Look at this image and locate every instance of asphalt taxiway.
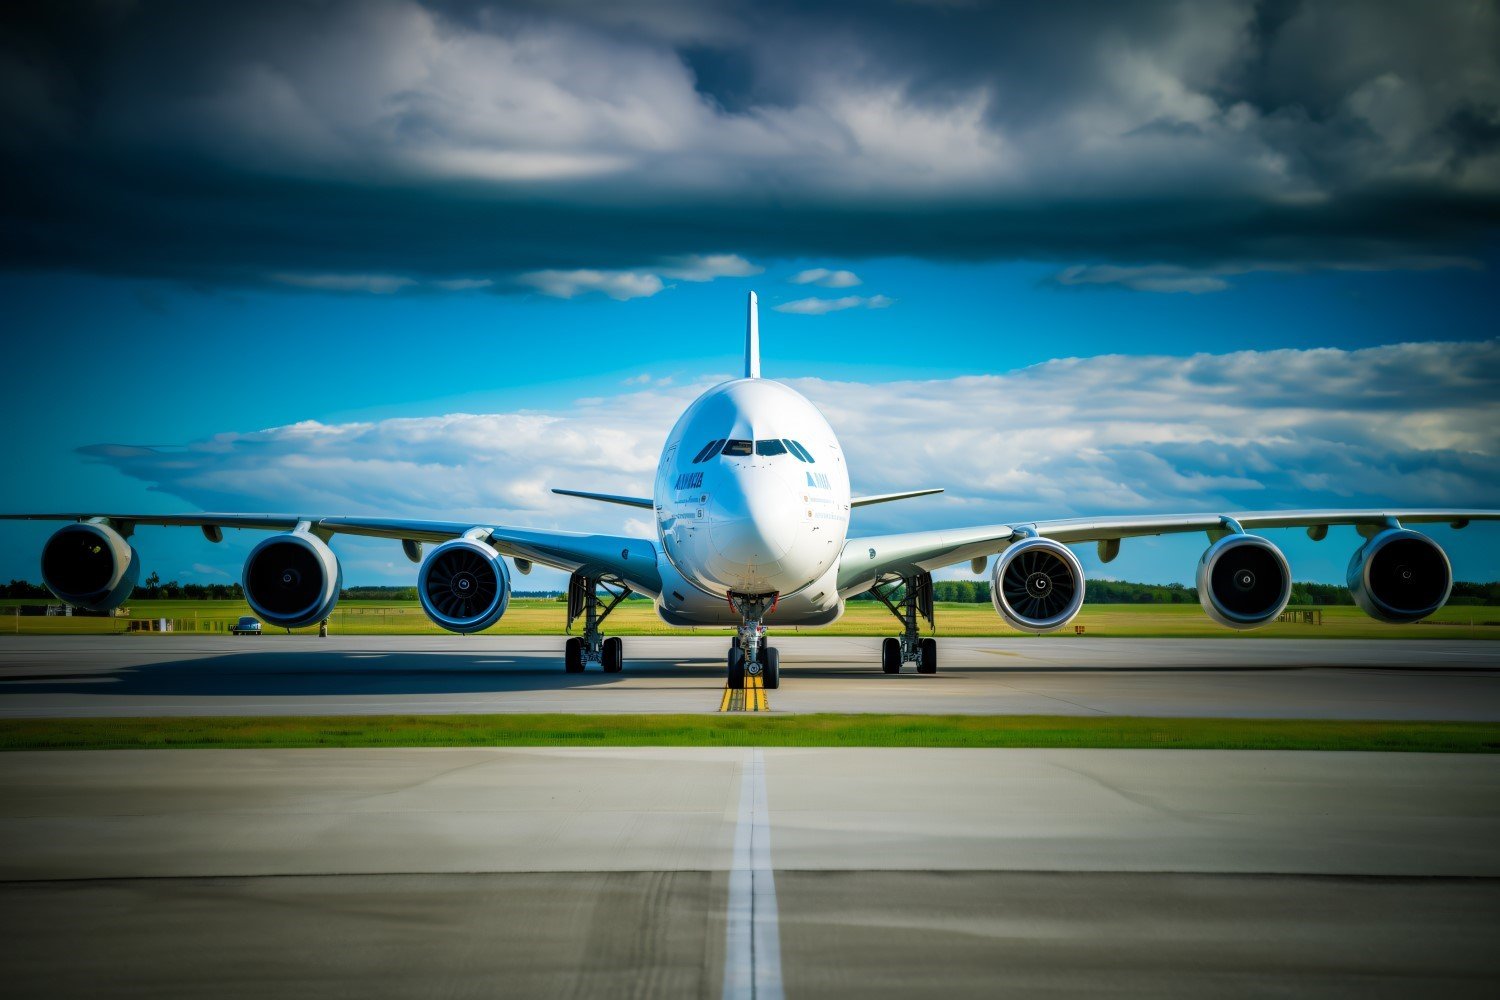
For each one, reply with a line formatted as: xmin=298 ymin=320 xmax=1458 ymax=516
xmin=0 ymin=634 xmax=1495 ymax=718
xmin=1 ymin=747 xmax=1496 ymax=997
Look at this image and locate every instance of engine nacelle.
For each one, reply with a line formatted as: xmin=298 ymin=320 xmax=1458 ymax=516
xmin=1347 ymin=528 xmax=1451 ymax=624
xmin=991 ymin=537 xmax=1085 ymax=633
xmin=1196 ymin=534 xmax=1291 ymax=630
xmin=418 ymin=537 xmax=511 ymax=633
xmin=40 ymin=522 xmax=141 ymax=613
xmin=243 ymin=532 xmax=342 ymax=629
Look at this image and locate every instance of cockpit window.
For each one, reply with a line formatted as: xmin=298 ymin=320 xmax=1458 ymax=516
xmin=691 ymin=439 xmax=724 ymax=463
xmin=754 ymin=439 xmax=788 ymax=457
xmin=786 ymin=440 xmax=815 ymax=463
xmin=722 ymin=439 xmax=753 ymax=457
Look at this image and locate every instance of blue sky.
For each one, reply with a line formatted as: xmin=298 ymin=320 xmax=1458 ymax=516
xmin=1 ymin=1 xmax=1497 ymax=591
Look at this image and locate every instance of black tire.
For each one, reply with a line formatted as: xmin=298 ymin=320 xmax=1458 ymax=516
xmin=602 ymin=636 xmax=623 ymax=673
xmin=881 ymin=637 xmax=901 ymax=674
xmin=732 ymin=636 xmax=741 ymax=650
xmin=918 ymin=637 xmax=937 ymax=674
xmin=564 ymin=636 xmax=584 ymax=673
xmin=762 ymin=646 xmax=780 ymax=689
xmin=727 ymin=647 xmax=746 ymax=689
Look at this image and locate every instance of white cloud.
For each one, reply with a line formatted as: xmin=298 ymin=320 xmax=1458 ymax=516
xmin=518 ymin=269 xmax=665 ymax=300
xmin=519 ymin=254 xmax=759 ymax=300
xmin=790 ymin=268 xmax=862 ymax=288
xmin=270 ymin=273 xmax=496 ymax=294
xmin=432 ymin=278 xmax=494 ymax=291
xmin=270 ymin=272 xmax=419 ymax=294
xmin=660 ymin=254 xmax=762 ymax=281
xmin=1054 ymin=265 xmax=1230 ymax=294
xmin=190 ymin=563 xmax=228 ymax=578
xmin=1052 ymin=257 xmax=1482 ymax=294
xmin=623 ymin=373 xmax=674 ymax=387
xmin=775 ymin=294 xmax=894 ymax=315
xmin=85 ymin=341 xmax=1499 ymax=569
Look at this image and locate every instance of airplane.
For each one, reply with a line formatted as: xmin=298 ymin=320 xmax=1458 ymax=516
xmin=5 ymin=291 xmax=1497 ymax=688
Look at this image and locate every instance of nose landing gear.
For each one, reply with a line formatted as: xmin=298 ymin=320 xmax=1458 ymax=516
xmin=564 ymin=572 xmax=631 ymax=673
xmin=727 ymin=593 xmax=781 ymax=689
xmin=871 ymin=572 xmax=938 ymax=674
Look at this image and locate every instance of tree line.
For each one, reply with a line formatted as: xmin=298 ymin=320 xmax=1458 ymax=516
xmin=0 ymin=579 xmax=567 ymax=601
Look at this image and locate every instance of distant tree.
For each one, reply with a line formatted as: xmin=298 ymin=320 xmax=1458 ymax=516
xmin=3 ymin=579 xmax=50 ymax=599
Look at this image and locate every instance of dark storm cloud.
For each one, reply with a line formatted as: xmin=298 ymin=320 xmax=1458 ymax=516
xmin=1 ymin=0 xmax=1497 ymax=290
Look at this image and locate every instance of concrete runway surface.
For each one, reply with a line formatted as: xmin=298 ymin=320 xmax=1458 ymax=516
xmin=1 ymin=747 xmax=1497 ymax=998
xmin=0 ymin=634 xmax=1496 ymax=718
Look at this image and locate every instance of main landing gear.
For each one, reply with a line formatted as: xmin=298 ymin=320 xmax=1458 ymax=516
xmin=870 ymin=572 xmax=938 ymax=675
xmin=726 ymin=593 xmax=781 ymax=690
xmin=563 ymin=572 xmax=631 ymax=673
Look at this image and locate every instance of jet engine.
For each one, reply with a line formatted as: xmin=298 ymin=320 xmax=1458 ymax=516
xmin=1347 ymin=529 xmax=1451 ymax=624
xmin=1196 ymin=534 xmax=1291 ymax=630
xmin=991 ymin=537 xmax=1085 ymax=633
xmin=418 ymin=537 xmax=511 ymax=633
xmin=40 ymin=522 xmax=140 ymax=613
xmin=243 ymin=531 xmax=342 ymax=629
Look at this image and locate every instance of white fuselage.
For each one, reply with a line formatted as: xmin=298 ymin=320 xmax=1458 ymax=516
xmin=652 ymin=378 xmax=851 ymax=626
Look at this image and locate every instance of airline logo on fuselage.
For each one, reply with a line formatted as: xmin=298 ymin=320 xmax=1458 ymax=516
xmin=805 ymin=471 xmax=831 ymax=490
xmin=674 ymin=472 xmax=704 ymax=490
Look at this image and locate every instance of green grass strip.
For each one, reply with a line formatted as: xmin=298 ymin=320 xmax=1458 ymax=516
xmin=1 ymin=714 xmax=1497 ymax=753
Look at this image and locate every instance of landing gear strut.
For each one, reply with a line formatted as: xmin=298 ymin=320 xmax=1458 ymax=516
xmin=870 ymin=572 xmax=937 ymax=674
xmin=564 ymin=572 xmax=631 ymax=673
xmin=726 ymin=593 xmax=780 ymax=690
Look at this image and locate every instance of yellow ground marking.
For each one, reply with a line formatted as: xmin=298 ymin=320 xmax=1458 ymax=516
xmin=718 ymin=674 xmax=769 ymax=713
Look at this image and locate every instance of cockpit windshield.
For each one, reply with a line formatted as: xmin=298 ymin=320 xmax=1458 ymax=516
xmin=700 ymin=438 xmax=811 ymax=460
xmin=786 ymin=440 xmax=815 ymax=463
xmin=690 ymin=439 xmax=725 ymax=463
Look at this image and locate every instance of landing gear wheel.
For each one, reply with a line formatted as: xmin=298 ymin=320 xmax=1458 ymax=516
xmin=762 ymin=646 xmax=780 ymax=689
xmin=727 ymin=647 xmax=746 ymax=689
xmin=564 ymin=637 xmax=584 ymax=673
xmin=917 ymin=637 xmax=937 ymax=674
xmin=881 ymin=637 xmax=901 ymax=674
xmin=602 ymin=636 xmax=623 ymax=673
xmin=731 ymin=636 xmax=741 ymax=650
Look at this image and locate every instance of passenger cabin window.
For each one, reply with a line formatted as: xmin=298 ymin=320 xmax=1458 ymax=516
xmin=755 ymin=440 xmax=788 ymax=457
xmin=722 ymin=439 xmax=754 ymax=457
xmin=691 ymin=439 xmax=724 ymax=463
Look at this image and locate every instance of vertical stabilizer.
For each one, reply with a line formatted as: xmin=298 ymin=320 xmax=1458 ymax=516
xmin=745 ymin=291 xmax=761 ymax=379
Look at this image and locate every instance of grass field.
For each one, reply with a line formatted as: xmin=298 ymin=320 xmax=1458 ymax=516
xmin=2 ymin=597 xmax=1495 ymax=639
xmin=1 ymin=714 xmax=1495 ymax=753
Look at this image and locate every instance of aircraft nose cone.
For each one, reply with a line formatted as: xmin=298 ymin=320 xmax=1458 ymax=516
xmin=709 ymin=475 xmax=798 ymax=567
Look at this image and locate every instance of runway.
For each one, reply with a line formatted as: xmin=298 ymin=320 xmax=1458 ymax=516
xmin=1 ymin=747 xmax=1497 ymax=997
xmin=0 ymin=634 xmax=1496 ymax=718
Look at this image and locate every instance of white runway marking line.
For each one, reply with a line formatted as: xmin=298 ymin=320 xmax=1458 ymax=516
xmin=723 ymin=747 xmax=784 ymax=1000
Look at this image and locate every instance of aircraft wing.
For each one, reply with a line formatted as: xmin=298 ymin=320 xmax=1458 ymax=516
xmin=0 ymin=513 xmax=662 ymax=596
xmin=838 ymin=508 xmax=1500 ymax=595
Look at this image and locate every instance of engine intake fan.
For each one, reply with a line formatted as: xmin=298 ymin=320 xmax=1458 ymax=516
xmin=1196 ymin=534 xmax=1291 ymax=630
xmin=418 ymin=537 xmax=511 ymax=633
xmin=991 ymin=537 xmax=1085 ymax=633
xmin=243 ymin=531 xmax=342 ymax=629
xmin=40 ymin=522 xmax=140 ymax=613
xmin=1347 ymin=528 xmax=1451 ymax=624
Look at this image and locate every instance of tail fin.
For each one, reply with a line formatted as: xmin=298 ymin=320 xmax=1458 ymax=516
xmin=745 ymin=291 xmax=760 ymax=379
